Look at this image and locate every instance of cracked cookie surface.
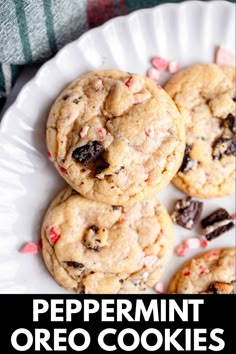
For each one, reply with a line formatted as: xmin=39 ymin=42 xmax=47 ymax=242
xmin=47 ymin=70 xmax=185 ymax=205
xmin=41 ymin=187 xmax=173 ymax=294
xmin=165 ymin=64 xmax=235 ymax=198
xmin=167 ymin=248 xmax=236 ymax=294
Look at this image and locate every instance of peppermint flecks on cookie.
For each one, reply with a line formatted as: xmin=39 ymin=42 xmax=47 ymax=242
xmin=20 ymin=242 xmax=38 ymax=254
xmin=49 ymin=227 xmax=60 ymax=244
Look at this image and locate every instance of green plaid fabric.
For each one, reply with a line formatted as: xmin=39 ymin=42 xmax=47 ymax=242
xmin=0 ymin=0 xmax=234 ymax=113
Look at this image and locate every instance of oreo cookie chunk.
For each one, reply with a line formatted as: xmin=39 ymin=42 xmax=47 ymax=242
xmin=171 ymin=196 xmax=203 ymax=230
xmin=201 ymin=208 xmax=234 ymax=241
xmin=206 ymin=281 xmax=235 ymax=294
xmin=72 ymin=141 xmax=104 ymax=166
xmin=179 ymin=145 xmax=197 ymax=173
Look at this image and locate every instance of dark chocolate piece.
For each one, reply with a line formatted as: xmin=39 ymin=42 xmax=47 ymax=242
xmin=112 ymin=205 xmax=120 ymax=211
xmin=179 ymin=145 xmax=197 ymax=173
xmin=72 ymin=141 xmax=104 ymax=166
xmin=171 ymin=196 xmax=203 ymax=230
xmin=90 ymin=225 xmax=99 ymax=234
xmin=65 ymin=261 xmax=84 ymax=269
xmin=201 ymin=208 xmax=232 ymax=228
xmin=212 ymin=137 xmax=236 ymax=159
xmin=224 ymin=113 xmax=236 ymax=134
xmin=201 ymin=208 xmax=234 ymax=241
xmin=96 ymin=161 xmax=110 ymax=174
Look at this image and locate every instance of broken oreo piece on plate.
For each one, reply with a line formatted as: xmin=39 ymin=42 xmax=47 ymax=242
xmin=171 ymin=196 xmax=203 ymax=230
xmin=201 ymin=208 xmax=234 ymax=241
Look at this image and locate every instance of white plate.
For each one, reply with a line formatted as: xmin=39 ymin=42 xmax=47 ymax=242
xmin=0 ymin=1 xmax=235 ymax=294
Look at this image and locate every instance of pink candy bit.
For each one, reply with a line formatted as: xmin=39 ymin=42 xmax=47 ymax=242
xmin=98 ymin=128 xmax=107 ymax=139
xmin=80 ymin=125 xmax=89 ymax=138
xmin=184 ymin=237 xmax=201 ymax=250
xmin=49 ymin=227 xmax=60 ymax=244
xmin=156 ymin=84 xmax=162 ymax=89
xmin=200 ymin=239 xmax=208 ymax=248
xmin=145 ymin=127 xmax=155 ymax=139
xmin=175 ymin=243 xmax=189 ymax=257
xmin=147 ymin=67 xmax=161 ymax=81
xmin=168 ymin=60 xmax=179 ymax=73
xmin=120 ymin=216 xmax=128 ymax=223
xmin=124 ymin=77 xmax=132 ymax=87
xmin=199 ymin=267 xmax=209 ymax=275
xmin=215 ymin=46 xmax=235 ymax=67
xmin=59 ymin=166 xmax=67 ymax=174
xmin=231 ymin=213 xmax=236 ymax=220
xmin=47 ymin=151 xmax=52 ymax=159
xmin=206 ymin=251 xmax=218 ymax=261
xmin=151 ymin=56 xmax=169 ymax=71
xmin=183 ymin=271 xmax=190 ymax=276
xmin=20 ymin=242 xmax=38 ymax=254
xmin=154 ymin=282 xmax=164 ymax=294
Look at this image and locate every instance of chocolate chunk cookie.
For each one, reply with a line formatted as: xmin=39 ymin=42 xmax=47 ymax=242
xmin=165 ymin=64 xmax=236 ymax=198
xmin=167 ymin=248 xmax=236 ymax=294
xmin=41 ymin=187 xmax=173 ymax=294
xmin=47 ymin=70 xmax=185 ymax=205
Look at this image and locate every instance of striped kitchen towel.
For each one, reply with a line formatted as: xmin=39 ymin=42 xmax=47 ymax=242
xmin=1 ymin=0 xmax=232 ymax=113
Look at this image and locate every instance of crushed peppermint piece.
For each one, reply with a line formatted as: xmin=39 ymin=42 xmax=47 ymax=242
xmin=200 ymin=239 xmax=208 ymax=248
xmin=168 ymin=61 xmax=179 ymax=73
xmin=175 ymin=243 xmax=189 ymax=257
xmin=206 ymin=251 xmax=219 ymax=261
xmin=154 ymin=282 xmax=164 ymax=294
xmin=59 ymin=166 xmax=67 ymax=174
xmin=47 ymin=152 xmax=52 ymax=159
xmin=184 ymin=271 xmax=190 ymax=276
xmin=199 ymin=267 xmax=209 ymax=275
xmin=215 ymin=46 xmax=235 ymax=67
xmin=184 ymin=237 xmax=201 ymax=249
xmin=231 ymin=213 xmax=236 ymax=220
xmin=49 ymin=227 xmax=60 ymax=244
xmin=145 ymin=127 xmax=155 ymax=138
xmin=147 ymin=67 xmax=161 ymax=81
xmin=20 ymin=242 xmax=38 ymax=254
xmin=124 ymin=77 xmax=132 ymax=87
xmin=151 ymin=56 xmax=169 ymax=71
xmin=80 ymin=125 xmax=90 ymax=138
xmin=98 ymin=128 xmax=107 ymax=139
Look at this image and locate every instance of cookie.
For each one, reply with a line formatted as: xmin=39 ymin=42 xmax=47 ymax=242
xmin=41 ymin=187 xmax=173 ymax=294
xmin=47 ymin=70 xmax=185 ymax=205
xmin=167 ymin=248 xmax=236 ymax=294
xmin=165 ymin=64 xmax=236 ymax=198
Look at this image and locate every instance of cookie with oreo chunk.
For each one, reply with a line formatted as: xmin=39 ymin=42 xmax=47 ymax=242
xmin=165 ymin=64 xmax=235 ymax=198
xmin=168 ymin=248 xmax=236 ymax=294
xmin=47 ymin=69 xmax=185 ymax=206
xmin=41 ymin=186 xmax=173 ymax=294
